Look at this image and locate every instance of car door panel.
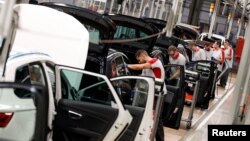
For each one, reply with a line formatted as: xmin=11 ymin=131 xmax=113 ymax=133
xmin=118 ymin=105 xmax=145 ymax=141
xmin=111 ymin=76 xmax=155 ymax=141
xmin=162 ymin=85 xmax=179 ymax=122
xmin=55 ymin=66 xmax=132 ymax=141
xmin=53 ymin=99 xmax=118 ymax=141
xmin=163 ymin=65 xmax=185 ymax=129
xmin=186 ymin=60 xmax=217 ymax=108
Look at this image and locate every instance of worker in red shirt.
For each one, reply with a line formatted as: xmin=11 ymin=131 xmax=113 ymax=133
xmin=219 ymin=39 xmax=234 ymax=88
xmin=211 ymin=40 xmax=225 ymax=98
xmin=126 ymin=49 xmax=166 ymax=141
xmin=167 ymin=45 xmax=186 ymax=86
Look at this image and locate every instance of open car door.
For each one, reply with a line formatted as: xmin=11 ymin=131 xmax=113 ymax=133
xmin=185 ymin=60 xmax=217 ymax=109
xmin=54 ymin=65 xmax=132 ymax=141
xmin=110 ymin=76 xmax=156 ymax=141
xmin=163 ymin=65 xmax=185 ymax=129
xmin=0 ymin=0 xmax=17 ymax=76
xmin=0 ymin=82 xmax=48 ymax=141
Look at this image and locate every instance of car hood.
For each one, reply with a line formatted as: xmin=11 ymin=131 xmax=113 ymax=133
xmin=11 ymin=4 xmax=89 ymax=69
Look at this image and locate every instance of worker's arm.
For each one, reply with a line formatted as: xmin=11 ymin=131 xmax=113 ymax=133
xmin=217 ymin=50 xmax=225 ymax=64
xmin=168 ymin=68 xmax=180 ymax=80
xmin=127 ymin=63 xmax=151 ymax=70
xmin=225 ymin=48 xmax=233 ymax=60
xmin=225 ymin=55 xmax=232 ymax=60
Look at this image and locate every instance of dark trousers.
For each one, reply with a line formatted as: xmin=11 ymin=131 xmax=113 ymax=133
xmin=154 ymin=95 xmax=165 ymax=141
xmin=155 ymin=115 xmax=165 ymax=141
xmin=220 ymin=68 xmax=231 ymax=86
xmin=211 ymin=71 xmax=221 ymax=98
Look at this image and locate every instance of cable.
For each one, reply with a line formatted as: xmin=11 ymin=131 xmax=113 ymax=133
xmin=99 ymin=28 xmax=167 ymax=44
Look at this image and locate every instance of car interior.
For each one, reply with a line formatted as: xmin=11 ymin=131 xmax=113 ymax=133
xmin=53 ymin=68 xmax=120 ymax=141
xmin=14 ymin=63 xmax=46 ymax=98
xmin=111 ymin=78 xmax=149 ymax=141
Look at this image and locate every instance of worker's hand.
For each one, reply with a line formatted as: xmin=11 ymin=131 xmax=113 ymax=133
xmin=118 ymin=63 xmax=128 ymax=74
xmin=122 ymin=63 xmax=128 ymax=70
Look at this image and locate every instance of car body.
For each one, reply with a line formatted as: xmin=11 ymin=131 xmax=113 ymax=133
xmin=141 ymin=18 xmax=192 ymax=129
xmin=199 ymin=32 xmax=226 ymax=47
xmin=0 ymin=3 xmax=134 ymax=141
xmin=142 ymin=18 xmax=194 ymax=63
xmin=142 ymin=18 xmax=200 ymax=43
xmin=105 ymin=14 xmax=187 ymax=129
xmin=41 ymin=3 xmax=166 ymax=141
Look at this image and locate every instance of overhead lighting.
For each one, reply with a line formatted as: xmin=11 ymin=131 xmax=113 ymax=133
xmin=237 ymin=18 xmax=241 ymax=24
xmin=210 ymin=3 xmax=215 ymax=13
xmin=209 ymin=3 xmax=215 ymax=16
xmin=227 ymin=12 xmax=231 ymax=21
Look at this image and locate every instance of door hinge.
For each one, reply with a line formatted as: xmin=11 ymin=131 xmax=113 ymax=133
xmin=239 ymin=104 xmax=246 ymax=121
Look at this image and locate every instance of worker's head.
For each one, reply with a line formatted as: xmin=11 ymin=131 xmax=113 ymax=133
xmin=167 ymin=45 xmax=178 ymax=59
xmin=224 ymin=39 xmax=230 ymax=49
xmin=204 ymin=42 xmax=212 ymax=51
xmin=188 ymin=41 xmax=197 ymax=52
xmin=213 ymin=40 xmax=221 ymax=49
xmin=135 ymin=49 xmax=149 ymax=64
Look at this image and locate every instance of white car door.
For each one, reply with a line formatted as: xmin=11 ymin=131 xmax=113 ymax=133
xmin=0 ymin=60 xmax=52 ymax=141
xmin=54 ymin=65 xmax=132 ymax=141
xmin=110 ymin=76 xmax=156 ymax=141
xmin=0 ymin=82 xmax=48 ymax=141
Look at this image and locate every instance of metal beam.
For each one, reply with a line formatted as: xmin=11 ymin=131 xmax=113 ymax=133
xmin=237 ymin=1 xmax=246 ymax=37
xmin=159 ymin=0 xmax=165 ymax=19
xmin=232 ymin=0 xmax=250 ymax=124
xmin=187 ymin=0 xmax=197 ymax=24
xmin=208 ymin=0 xmax=220 ymax=38
xmin=149 ymin=0 xmax=155 ymax=18
xmin=166 ymin=0 xmax=182 ymax=37
xmin=177 ymin=0 xmax=184 ymax=23
xmin=154 ymin=0 xmax=160 ymax=18
xmin=226 ymin=0 xmax=238 ymax=39
xmin=109 ymin=0 xmax=115 ymax=13
xmin=138 ymin=0 xmax=145 ymax=17
xmin=191 ymin=0 xmax=202 ymax=25
xmin=0 ymin=0 xmax=16 ymax=37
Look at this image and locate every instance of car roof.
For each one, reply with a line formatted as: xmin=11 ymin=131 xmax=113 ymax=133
xmin=201 ymin=33 xmax=225 ymax=40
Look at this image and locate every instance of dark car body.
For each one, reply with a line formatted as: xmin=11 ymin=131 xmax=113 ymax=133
xmin=41 ymin=2 xmax=185 ymax=131
xmin=142 ymin=18 xmax=196 ymax=62
xmin=107 ymin=15 xmax=187 ymax=129
xmin=40 ymin=3 xmax=164 ymax=141
xmin=106 ymin=14 xmax=160 ymax=66
xmin=142 ymin=18 xmax=200 ymax=42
